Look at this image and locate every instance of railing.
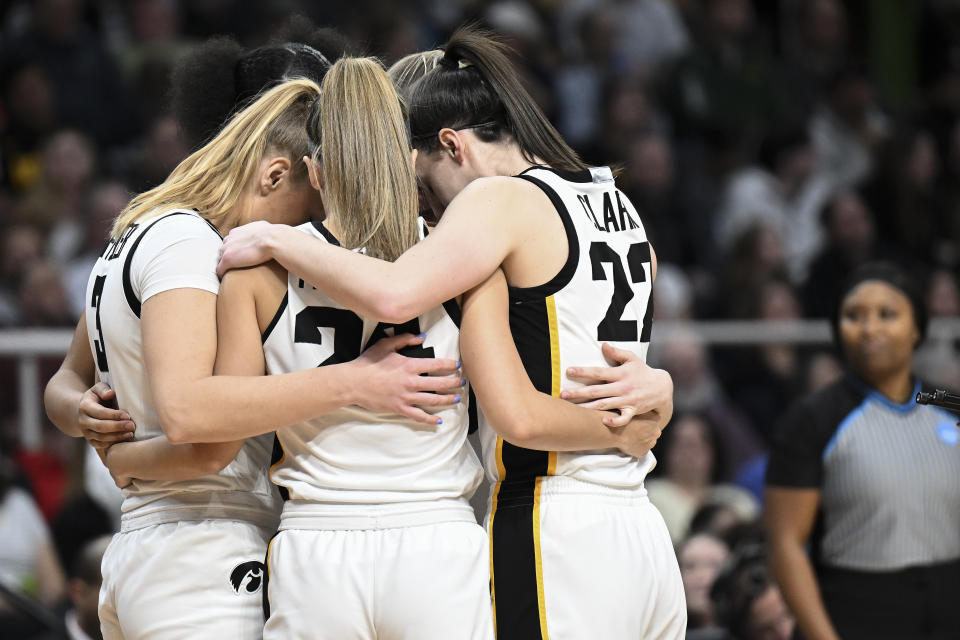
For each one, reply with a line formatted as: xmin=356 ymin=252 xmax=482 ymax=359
xmin=3 ymin=318 xmax=959 ymax=449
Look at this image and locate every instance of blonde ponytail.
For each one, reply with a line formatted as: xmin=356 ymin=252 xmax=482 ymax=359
xmin=315 ymin=57 xmax=419 ymax=262
xmin=111 ymin=77 xmax=321 ymax=239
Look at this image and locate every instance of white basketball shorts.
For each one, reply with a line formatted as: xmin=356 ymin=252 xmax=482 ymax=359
xmin=263 ymin=521 xmax=494 ymax=639
xmin=487 ymin=476 xmax=686 ymax=639
xmin=99 ymin=520 xmax=271 ymax=640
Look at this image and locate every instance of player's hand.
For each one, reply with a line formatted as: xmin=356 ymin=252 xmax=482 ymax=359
xmin=609 ymin=410 xmax=666 ymax=458
xmin=351 ymin=333 xmax=464 ymax=425
xmin=562 ymin=343 xmax=674 ymax=428
xmin=217 ymin=220 xmax=279 ymax=277
xmin=79 ymin=382 xmax=136 ymax=450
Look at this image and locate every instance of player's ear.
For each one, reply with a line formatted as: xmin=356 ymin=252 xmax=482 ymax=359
xmin=304 ymin=155 xmax=323 ymax=192
xmin=437 ymin=129 xmax=464 ymax=165
xmin=260 ymin=156 xmax=291 ymax=194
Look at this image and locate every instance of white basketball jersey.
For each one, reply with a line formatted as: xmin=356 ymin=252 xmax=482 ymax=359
xmin=262 ymin=220 xmax=482 ymax=525
xmin=480 ymin=166 xmax=657 ymax=491
xmin=85 ymin=209 xmax=280 ymax=530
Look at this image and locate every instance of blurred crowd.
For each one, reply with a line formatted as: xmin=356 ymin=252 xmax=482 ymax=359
xmin=1 ymin=0 xmax=959 ymax=638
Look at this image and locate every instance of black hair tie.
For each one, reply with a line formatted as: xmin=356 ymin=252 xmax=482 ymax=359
xmin=438 ymin=54 xmax=458 ymax=70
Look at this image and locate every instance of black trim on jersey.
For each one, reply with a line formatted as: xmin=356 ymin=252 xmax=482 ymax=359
xmin=121 ymin=211 xmax=221 ymax=318
xmin=509 ymin=174 xmax=580 ymax=300
xmin=261 ymin=293 xmax=288 ymax=344
xmin=491 ymin=502 xmax=546 ymax=639
xmin=518 ymin=164 xmax=594 ymax=184
xmin=270 ymin=435 xmax=290 ymax=501
xmin=493 ymin=296 xmax=554 ymax=485
xmin=262 ymin=530 xmax=281 ymax=621
xmin=311 ymin=220 xmax=341 ymax=246
xmin=467 ymin=386 xmax=478 ymax=435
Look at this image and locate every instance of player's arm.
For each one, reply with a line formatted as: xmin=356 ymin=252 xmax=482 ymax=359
xmin=460 ymin=269 xmax=661 ymax=457
xmin=101 ymin=271 xmax=265 ymax=484
xmin=147 ymin=271 xmax=461 ymax=444
xmin=557 ymin=244 xmax=673 ymax=428
xmin=217 ymin=177 xmax=535 ymax=323
xmin=765 ymin=487 xmax=841 ymax=640
xmin=43 ymin=316 xmax=135 ymax=446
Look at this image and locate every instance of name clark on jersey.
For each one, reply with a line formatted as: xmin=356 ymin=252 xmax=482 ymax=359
xmin=576 ymin=191 xmax=641 ymax=233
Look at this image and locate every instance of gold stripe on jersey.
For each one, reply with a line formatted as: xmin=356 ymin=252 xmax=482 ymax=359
xmin=489 ymin=436 xmax=506 ymax=631
xmin=546 ymin=295 xmax=561 ymax=398
xmin=532 ymin=477 xmax=550 ymax=640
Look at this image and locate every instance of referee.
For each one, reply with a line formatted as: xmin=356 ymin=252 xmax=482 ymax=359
xmin=764 ymin=262 xmax=960 ymax=640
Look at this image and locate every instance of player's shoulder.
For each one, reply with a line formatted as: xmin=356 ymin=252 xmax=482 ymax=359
xmin=220 ymin=260 xmax=285 ymax=298
xmin=140 ymin=209 xmax=223 ymax=242
xmin=461 ymin=175 xmax=544 ymax=201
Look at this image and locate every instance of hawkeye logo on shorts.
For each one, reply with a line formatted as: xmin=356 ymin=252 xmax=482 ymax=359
xmin=230 ymin=561 xmax=265 ymax=595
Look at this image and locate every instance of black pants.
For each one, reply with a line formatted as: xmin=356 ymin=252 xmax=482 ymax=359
xmin=816 ymin=559 xmax=960 ymax=640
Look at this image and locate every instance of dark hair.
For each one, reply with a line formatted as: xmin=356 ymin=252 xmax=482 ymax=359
xmin=407 ymin=26 xmax=588 ymax=172
xmin=710 ymin=537 xmax=775 ymax=638
xmin=654 ymin=412 xmax=726 ymax=483
xmin=831 ymin=261 xmax=928 ymax=350
xmin=70 ymin=535 xmax=111 ymax=584
xmin=171 ymin=33 xmax=339 ymax=149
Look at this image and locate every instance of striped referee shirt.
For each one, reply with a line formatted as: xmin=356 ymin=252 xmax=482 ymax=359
xmin=766 ymin=373 xmax=960 ymax=572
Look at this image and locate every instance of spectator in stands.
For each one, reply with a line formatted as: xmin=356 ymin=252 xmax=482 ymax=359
xmin=913 ymin=268 xmax=960 ymax=394
xmin=679 ymin=531 xmax=729 ymax=631
xmin=0 ymin=57 xmax=58 ymax=192
xmin=766 ymin=262 xmax=960 ymax=640
xmin=802 ymin=190 xmax=889 ymax=318
xmin=0 ymin=453 xmax=66 ymax=635
xmin=13 ymin=130 xmax=96 ymax=260
xmin=710 ymin=539 xmax=795 ymax=640
xmin=715 ymin=126 xmax=832 ymax=282
xmin=808 ymin=62 xmax=889 ymax=193
xmin=646 ymin=412 xmax=758 ymax=543
xmin=652 ymin=328 xmax=764 ymax=478
xmin=38 ymin=534 xmax=109 ymax=640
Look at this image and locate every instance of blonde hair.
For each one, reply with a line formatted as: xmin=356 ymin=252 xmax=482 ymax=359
xmin=312 ymin=57 xmax=418 ymax=262
xmin=388 ymin=50 xmax=442 ymax=96
xmin=111 ymin=77 xmax=321 ymax=238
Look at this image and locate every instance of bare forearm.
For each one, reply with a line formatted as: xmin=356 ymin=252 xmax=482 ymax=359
xmin=108 ymin=437 xmax=243 ymax=482
xmin=44 ymin=368 xmax=88 ymax=437
xmin=266 ymin=225 xmax=421 ymax=322
xmin=482 ymin=384 xmax=624 ymax=452
xmin=163 ymin=363 xmax=356 ymax=443
xmin=769 ymin=540 xmax=841 ymax=640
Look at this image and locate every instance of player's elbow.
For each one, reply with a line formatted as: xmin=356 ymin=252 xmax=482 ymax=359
xmin=200 ymin=446 xmax=238 ymax=475
xmin=370 ymin=282 xmax=421 ymax=324
xmin=489 ymin=403 xmax=540 ymax=447
xmin=158 ymin=402 xmax=199 ymax=445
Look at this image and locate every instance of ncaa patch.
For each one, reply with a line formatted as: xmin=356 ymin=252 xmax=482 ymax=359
xmin=936 ymin=421 xmax=959 ymax=446
xmin=230 ymin=561 xmax=266 ymax=595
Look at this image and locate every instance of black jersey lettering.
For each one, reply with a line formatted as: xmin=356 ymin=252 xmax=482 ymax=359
xmin=589 ymin=241 xmax=651 ymax=341
xmin=577 ymin=194 xmax=604 ymax=232
xmin=103 ymin=223 xmax=139 ymax=260
xmin=91 ymin=274 xmax=109 ymax=372
xmin=366 ymin=318 xmax=435 ymax=359
xmin=616 ymin=192 xmax=640 ymax=230
xmin=294 ymin=306 xmax=364 ymax=366
xmin=601 ymin=192 xmax=621 ymax=232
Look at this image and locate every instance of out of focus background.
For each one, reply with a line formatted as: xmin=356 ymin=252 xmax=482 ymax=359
xmin=0 ymin=0 xmax=959 ymax=638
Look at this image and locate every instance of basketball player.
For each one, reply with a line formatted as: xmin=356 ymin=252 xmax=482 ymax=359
xmin=43 ymin=78 xmax=462 ymax=640
xmin=217 ymin=28 xmax=685 ymax=639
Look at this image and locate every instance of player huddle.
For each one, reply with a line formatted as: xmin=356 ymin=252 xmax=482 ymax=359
xmin=45 ymin=26 xmax=685 ymax=640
